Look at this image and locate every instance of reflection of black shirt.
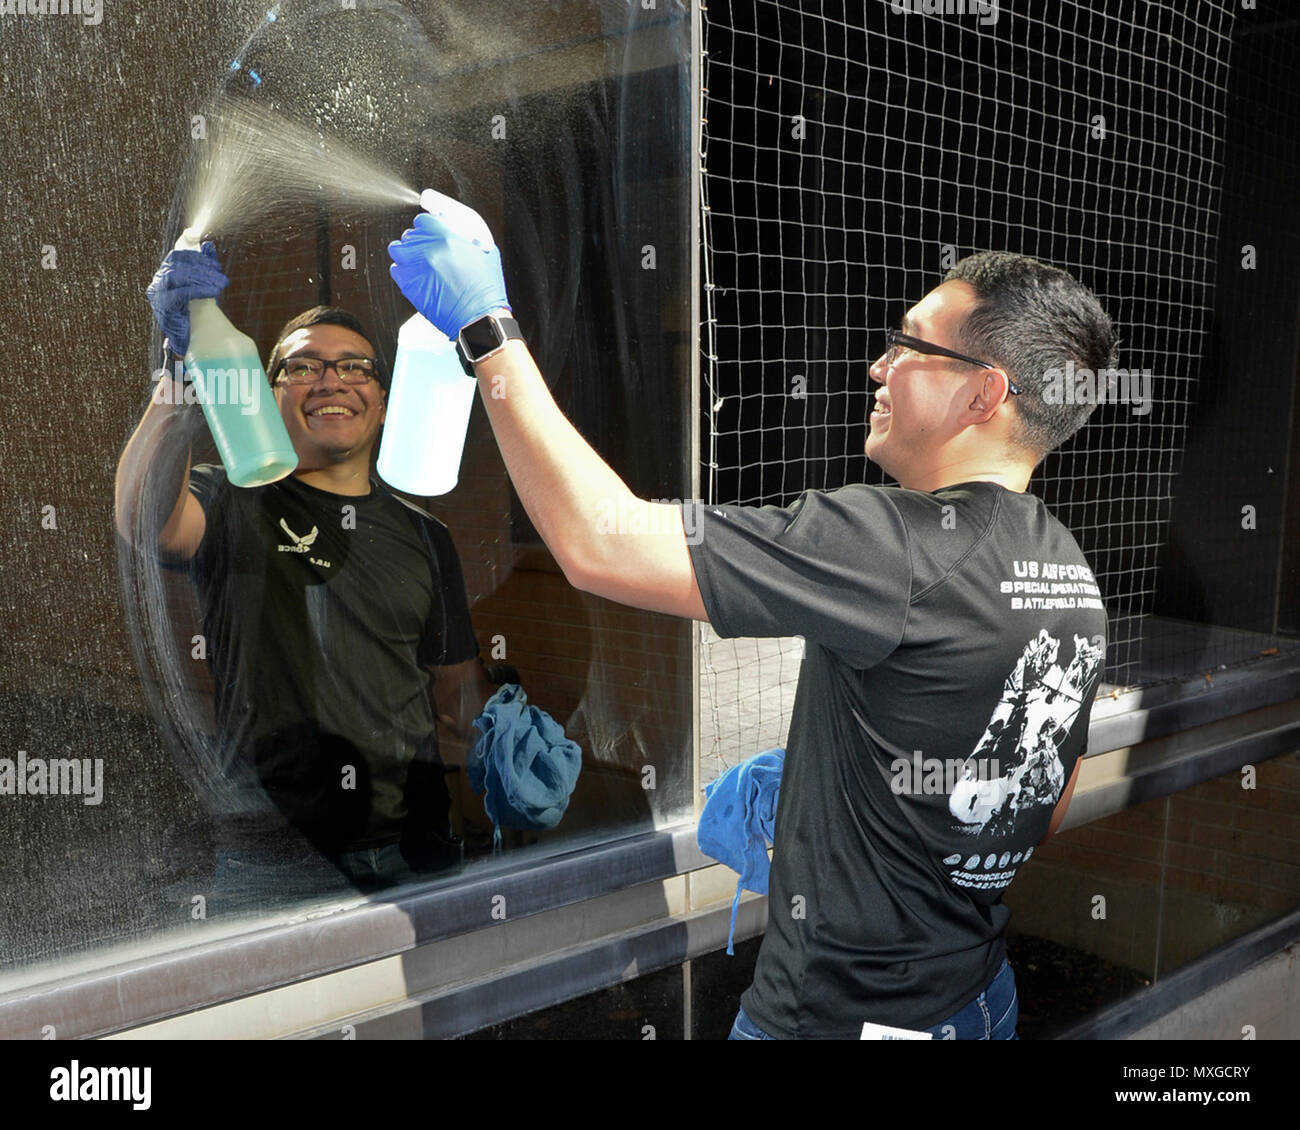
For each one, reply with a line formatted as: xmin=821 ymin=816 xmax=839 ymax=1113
xmin=687 ymin=482 xmax=1106 ymax=1036
xmin=184 ymin=465 xmax=478 ymax=854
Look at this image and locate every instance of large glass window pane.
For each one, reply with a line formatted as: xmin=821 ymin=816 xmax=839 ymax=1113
xmin=1 ymin=0 xmax=693 ymax=981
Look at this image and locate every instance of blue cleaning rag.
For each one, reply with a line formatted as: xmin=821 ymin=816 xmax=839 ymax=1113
xmin=697 ymin=748 xmax=784 ymax=954
xmin=468 ymin=684 xmax=583 ymax=850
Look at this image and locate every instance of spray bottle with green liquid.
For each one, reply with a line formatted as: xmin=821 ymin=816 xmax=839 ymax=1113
xmin=174 ymin=228 xmax=298 ymax=487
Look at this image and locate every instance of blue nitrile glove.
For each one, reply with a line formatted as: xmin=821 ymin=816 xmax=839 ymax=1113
xmin=387 ymin=207 xmax=511 ymax=341
xmin=145 ymin=241 xmax=229 ymax=357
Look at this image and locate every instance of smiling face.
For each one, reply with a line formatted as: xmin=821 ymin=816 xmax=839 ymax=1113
xmin=866 ymin=280 xmax=1009 ymax=488
xmin=272 ymin=323 xmax=386 ymax=470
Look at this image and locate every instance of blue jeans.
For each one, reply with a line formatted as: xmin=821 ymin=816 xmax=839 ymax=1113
xmin=728 ymin=957 xmax=1019 ymax=1040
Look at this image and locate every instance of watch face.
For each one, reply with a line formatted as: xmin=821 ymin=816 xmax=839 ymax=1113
xmin=460 ymin=317 xmax=504 ymax=360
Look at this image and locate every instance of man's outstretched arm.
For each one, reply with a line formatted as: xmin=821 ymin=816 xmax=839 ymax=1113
xmin=468 ymin=322 xmax=707 ymax=622
xmin=388 ymin=199 xmax=707 ymax=622
xmin=116 ymin=241 xmax=230 ymax=557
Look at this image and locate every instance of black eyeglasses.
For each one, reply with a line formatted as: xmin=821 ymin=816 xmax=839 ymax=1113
xmin=275 ymin=355 xmax=377 ymax=385
xmin=883 ymin=329 xmax=1020 ymax=395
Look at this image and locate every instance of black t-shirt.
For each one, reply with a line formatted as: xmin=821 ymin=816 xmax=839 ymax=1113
xmin=180 ymin=465 xmax=478 ymax=854
xmin=687 ymin=481 xmax=1107 ymax=1037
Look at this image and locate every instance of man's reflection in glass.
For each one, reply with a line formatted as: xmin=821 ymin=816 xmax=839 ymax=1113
xmin=118 ymin=287 xmax=499 ymax=910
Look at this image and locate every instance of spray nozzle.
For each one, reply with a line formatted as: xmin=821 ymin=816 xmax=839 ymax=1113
xmin=174 ymin=226 xmax=205 ymax=253
xmin=419 ymin=188 xmax=496 ymax=251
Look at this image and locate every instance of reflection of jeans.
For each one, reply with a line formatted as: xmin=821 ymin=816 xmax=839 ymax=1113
xmin=208 ymin=838 xmax=463 ymax=915
xmin=329 ymin=843 xmax=419 ymax=891
xmin=208 ymin=846 xmax=356 ymax=915
xmin=728 ymin=958 xmax=1019 ymax=1040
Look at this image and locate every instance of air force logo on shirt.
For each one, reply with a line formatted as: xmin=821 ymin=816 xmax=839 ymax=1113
xmin=276 ymin=518 xmax=331 ymax=569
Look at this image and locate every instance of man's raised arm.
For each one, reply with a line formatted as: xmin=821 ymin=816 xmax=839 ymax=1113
xmin=388 ymin=204 xmax=708 ymax=623
xmin=469 ymin=327 xmax=706 ymax=621
xmin=114 ymin=373 xmax=206 ymax=559
xmin=115 ymin=243 xmax=228 ymax=558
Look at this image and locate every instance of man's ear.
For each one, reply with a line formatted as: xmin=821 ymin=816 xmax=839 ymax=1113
xmin=972 ymin=368 xmax=1014 ymax=416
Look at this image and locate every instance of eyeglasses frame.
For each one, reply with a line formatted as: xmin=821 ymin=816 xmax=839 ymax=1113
xmin=883 ymin=329 xmax=1021 ymax=395
xmin=273 ymin=354 xmax=379 ymax=386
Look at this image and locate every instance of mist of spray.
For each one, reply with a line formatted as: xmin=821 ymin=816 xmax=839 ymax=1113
xmin=182 ymin=96 xmax=420 ymax=242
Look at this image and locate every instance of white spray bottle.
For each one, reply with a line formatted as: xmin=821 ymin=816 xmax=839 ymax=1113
xmin=377 ymin=189 xmax=489 ymax=497
xmin=175 ymin=227 xmax=298 ymax=487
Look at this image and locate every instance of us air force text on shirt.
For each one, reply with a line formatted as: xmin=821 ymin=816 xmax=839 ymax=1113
xmin=1002 ymin=560 xmax=1105 ymax=611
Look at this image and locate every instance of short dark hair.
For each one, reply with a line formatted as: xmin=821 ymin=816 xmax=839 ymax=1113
xmin=266 ymin=306 xmax=388 ymax=390
xmin=943 ymin=252 xmax=1118 ymax=463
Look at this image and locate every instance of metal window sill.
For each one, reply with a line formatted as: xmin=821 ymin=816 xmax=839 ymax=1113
xmin=2 ymin=653 xmax=1296 ymax=1039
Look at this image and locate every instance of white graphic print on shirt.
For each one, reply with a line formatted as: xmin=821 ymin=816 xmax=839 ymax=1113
xmin=941 ymin=629 xmax=1103 ymax=890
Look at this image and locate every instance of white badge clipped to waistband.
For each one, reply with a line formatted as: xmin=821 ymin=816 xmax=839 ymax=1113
xmin=859 ymin=1021 xmax=934 ymax=1040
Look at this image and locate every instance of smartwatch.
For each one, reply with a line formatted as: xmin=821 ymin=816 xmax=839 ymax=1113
xmin=456 ymin=312 xmax=524 ymax=376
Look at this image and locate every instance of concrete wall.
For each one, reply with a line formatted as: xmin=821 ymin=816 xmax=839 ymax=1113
xmin=1129 ymin=943 xmax=1300 ymax=1040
